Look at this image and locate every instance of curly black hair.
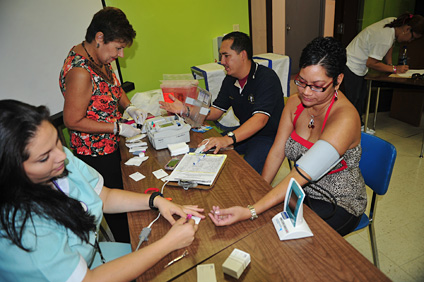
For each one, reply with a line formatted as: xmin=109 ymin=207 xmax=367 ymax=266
xmin=299 ymin=37 xmax=346 ymax=86
xmin=86 ymin=7 xmax=136 ymax=45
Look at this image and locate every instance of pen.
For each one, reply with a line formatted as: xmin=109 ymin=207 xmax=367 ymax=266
xmin=164 ymin=250 xmax=189 ymax=268
xmin=193 ymin=154 xmax=206 ymax=166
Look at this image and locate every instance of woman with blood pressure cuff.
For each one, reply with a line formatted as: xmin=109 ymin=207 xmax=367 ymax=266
xmin=209 ymin=37 xmax=367 ymax=236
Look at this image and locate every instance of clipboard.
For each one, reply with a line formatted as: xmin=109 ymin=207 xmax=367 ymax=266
xmin=165 ymin=153 xmax=227 ymax=190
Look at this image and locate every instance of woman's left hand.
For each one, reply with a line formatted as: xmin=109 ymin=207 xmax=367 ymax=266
xmin=155 ymin=197 xmax=205 ymax=225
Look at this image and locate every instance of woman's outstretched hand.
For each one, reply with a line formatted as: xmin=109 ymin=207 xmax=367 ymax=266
xmin=208 ymin=205 xmax=250 ymax=226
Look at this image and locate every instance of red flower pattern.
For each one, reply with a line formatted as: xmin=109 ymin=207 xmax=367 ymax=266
xmin=59 ymin=50 xmax=122 ymax=156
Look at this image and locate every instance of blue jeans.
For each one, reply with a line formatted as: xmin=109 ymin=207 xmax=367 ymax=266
xmin=234 ymin=135 xmax=274 ymax=174
xmin=216 ymin=122 xmax=274 ymax=174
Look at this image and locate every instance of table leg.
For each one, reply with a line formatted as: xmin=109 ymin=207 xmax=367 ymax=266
xmin=372 ymin=87 xmax=381 ymax=131
xmin=364 ymin=80 xmax=372 ymax=132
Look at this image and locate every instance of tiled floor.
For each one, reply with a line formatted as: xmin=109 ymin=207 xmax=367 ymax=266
xmin=345 ymin=112 xmax=424 ymax=281
xmin=272 ymin=85 xmax=424 ymax=281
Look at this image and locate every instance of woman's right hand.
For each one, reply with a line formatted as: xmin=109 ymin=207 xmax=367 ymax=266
xmin=396 ymin=64 xmax=409 ymax=73
xmin=159 ymin=94 xmax=185 ymax=115
xmin=162 ymin=217 xmax=198 ymax=251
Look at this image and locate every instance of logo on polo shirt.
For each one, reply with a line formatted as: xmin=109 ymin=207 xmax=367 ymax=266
xmin=247 ymin=94 xmax=255 ymax=104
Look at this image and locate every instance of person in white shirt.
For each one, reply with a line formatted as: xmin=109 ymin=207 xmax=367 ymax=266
xmin=343 ymin=13 xmax=424 ymax=128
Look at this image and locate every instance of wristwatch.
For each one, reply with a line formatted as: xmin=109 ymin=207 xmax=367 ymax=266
xmin=226 ymin=131 xmax=236 ymax=144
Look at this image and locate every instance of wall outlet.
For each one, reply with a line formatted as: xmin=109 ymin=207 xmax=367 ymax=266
xmin=233 ymin=24 xmax=240 ymax=31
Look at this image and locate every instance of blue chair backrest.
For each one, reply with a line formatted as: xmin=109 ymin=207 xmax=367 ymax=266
xmin=359 ymin=132 xmax=397 ymax=196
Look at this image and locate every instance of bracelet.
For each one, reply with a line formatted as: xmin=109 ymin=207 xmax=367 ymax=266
xmin=125 ymin=103 xmax=135 ymax=110
xmin=113 ymin=122 xmax=119 ymax=135
xmin=149 ymin=192 xmax=163 ymax=211
xmin=392 ymin=65 xmax=397 ymax=73
xmin=247 ymin=205 xmax=258 ymax=220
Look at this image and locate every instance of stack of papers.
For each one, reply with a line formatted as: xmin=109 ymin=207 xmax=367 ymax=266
xmin=168 ymin=142 xmax=189 ymax=156
xmin=167 ymin=153 xmax=227 ymax=186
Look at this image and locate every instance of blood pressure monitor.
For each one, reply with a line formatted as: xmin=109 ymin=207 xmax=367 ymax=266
xmin=272 ymin=178 xmax=313 ymax=240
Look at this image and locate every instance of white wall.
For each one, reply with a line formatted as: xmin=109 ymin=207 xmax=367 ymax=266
xmin=0 ymin=0 xmax=103 ymax=114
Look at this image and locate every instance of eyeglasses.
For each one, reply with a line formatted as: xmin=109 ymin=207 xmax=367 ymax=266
xmin=411 ymin=73 xmax=424 ymax=80
xmin=294 ymin=74 xmax=334 ymax=92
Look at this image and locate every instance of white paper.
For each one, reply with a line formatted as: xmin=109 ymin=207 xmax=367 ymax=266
xmin=129 ymin=146 xmax=148 ymax=152
xmin=125 ymin=156 xmax=148 ymax=166
xmin=191 ymin=215 xmax=201 ymax=224
xmin=152 ymin=169 xmax=168 ymax=179
xmin=125 ymin=133 xmax=146 ymax=143
xmin=129 ymin=172 xmax=145 ymax=181
xmin=126 ymin=141 xmax=147 ymax=148
xmin=389 ymin=69 xmax=424 ymax=78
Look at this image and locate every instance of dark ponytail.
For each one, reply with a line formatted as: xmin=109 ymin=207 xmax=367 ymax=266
xmin=385 ymin=13 xmax=424 ymax=35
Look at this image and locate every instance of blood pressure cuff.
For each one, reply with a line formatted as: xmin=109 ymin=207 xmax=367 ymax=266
xmin=295 ymin=140 xmax=341 ymax=181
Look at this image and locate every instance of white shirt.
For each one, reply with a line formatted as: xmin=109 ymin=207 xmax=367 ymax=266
xmin=346 ymin=17 xmax=396 ymax=76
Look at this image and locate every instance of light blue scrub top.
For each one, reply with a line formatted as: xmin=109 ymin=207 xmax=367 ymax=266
xmin=0 ymin=147 xmax=104 ymax=282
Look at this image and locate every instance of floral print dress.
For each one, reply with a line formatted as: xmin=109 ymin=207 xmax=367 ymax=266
xmin=59 ymin=49 xmax=122 ymax=156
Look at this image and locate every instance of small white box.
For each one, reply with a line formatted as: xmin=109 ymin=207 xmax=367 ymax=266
xmin=197 ymin=264 xmax=217 ymax=282
xmin=167 ymin=142 xmax=189 ymax=156
xmin=222 ymin=248 xmax=250 ymax=279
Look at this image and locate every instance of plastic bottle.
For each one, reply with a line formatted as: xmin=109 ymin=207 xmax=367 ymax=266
xmin=398 ymin=46 xmax=408 ymax=65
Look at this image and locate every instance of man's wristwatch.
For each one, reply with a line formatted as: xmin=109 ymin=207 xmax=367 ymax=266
xmin=227 ymin=131 xmax=236 ymax=144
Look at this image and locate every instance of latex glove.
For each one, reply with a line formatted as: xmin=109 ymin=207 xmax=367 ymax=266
xmin=125 ymin=105 xmax=147 ymax=125
xmin=119 ymin=123 xmax=141 ymax=138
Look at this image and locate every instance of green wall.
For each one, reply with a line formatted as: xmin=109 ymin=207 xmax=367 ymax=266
xmin=362 ymin=0 xmax=416 ymax=29
xmin=362 ymin=0 xmax=416 ymax=61
xmin=105 ymin=0 xmax=249 ymax=99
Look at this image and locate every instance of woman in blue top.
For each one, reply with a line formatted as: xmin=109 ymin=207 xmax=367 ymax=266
xmin=0 ymin=100 xmax=204 ymax=281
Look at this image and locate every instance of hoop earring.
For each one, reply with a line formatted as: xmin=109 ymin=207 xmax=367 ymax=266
xmin=334 ymin=89 xmax=339 ymax=100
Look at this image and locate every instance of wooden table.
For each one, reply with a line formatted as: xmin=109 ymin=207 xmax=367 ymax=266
xmin=174 ymin=220 xmax=389 ymax=281
xmin=120 ymin=127 xmax=389 ymax=281
xmin=120 ymin=128 xmax=281 ymax=281
xmin=364 ymin=73 xmax=424 ymax=157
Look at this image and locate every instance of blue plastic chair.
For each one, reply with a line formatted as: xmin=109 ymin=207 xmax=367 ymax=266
xmin=353 ymin=132 xmax=397 ymax=268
